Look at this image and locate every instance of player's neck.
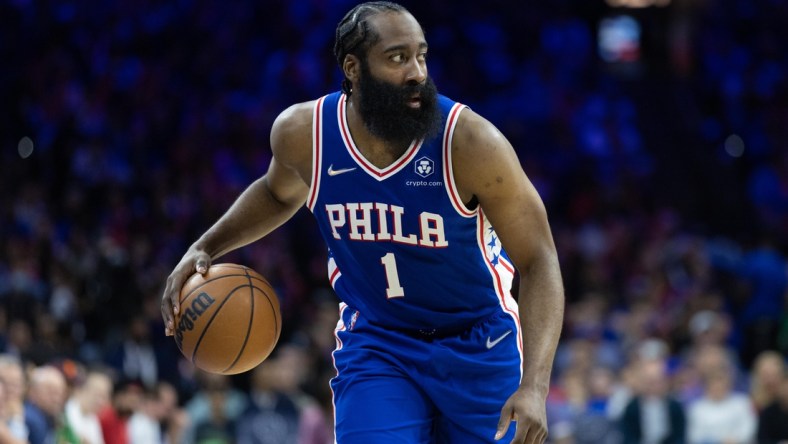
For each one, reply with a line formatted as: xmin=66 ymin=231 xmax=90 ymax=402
xmin=346 ymin=97 xmax=412 ymax=169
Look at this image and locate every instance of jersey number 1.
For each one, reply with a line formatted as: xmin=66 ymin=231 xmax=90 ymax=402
xmin=380 ymin=253 xmax=405 ymax=298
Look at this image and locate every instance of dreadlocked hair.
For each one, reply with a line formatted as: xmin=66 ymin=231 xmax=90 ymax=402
xmin=334 ymin=1 xmax=409 ymax=95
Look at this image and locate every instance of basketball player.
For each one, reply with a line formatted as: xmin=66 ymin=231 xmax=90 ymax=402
xmin=161 ymin=2 xmax=564 ymax=443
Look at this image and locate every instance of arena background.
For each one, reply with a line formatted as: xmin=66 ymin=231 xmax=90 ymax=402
xmin=1 ymin=0 xmax=787 ymax=443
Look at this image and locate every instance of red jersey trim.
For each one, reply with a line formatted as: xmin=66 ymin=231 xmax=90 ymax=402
xmin=337 ymin=94 xmax=423 ymax=181
xmin=306 ymin=96 xmax=326 ymax=211
xmin=442 ymin=103 xmax=476 ymax=218
xmin=477 ymin=210 xmax=523 ymax=358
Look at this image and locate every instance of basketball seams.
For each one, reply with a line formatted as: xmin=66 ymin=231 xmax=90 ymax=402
xmin=179 ymin=273 xmax=272 ymax=304
xmin=190 ymin=284 xmax=250 ymax=364
xmin=222 ymin=269 xmax=256 ymax=374
xmin=264 ymin=286 xmax=281 ymax=343
xmin=221 ymin=285 xmax=281 ymax=374
xmin=185 ymin=283 xmax=278 ymax=357
xmin=176 ymin=263 xmax=281 ymax=375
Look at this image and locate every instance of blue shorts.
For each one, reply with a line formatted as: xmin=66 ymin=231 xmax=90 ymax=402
xmin=330 ymin=304 xmax=523 ymax=443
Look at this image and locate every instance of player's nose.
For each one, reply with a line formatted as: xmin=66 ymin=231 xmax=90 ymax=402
xmin=405 ymin=58 xmax=426 ymax=84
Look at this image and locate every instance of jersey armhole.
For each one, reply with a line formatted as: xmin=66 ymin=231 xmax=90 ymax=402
xmin=306 ymin=95 xmax=327 ymax=212
xmin=442 ymin=103 xmax=477 ymax=218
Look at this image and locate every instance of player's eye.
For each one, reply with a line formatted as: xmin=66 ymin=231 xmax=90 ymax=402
xmin=418 ymin=52 xmax=427 ymax=62
xmin=391 ymin=54 xmax=404 ymax=63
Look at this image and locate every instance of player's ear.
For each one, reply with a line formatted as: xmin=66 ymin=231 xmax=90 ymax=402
xmin=343 ymin=54 xmax=360 ymax=83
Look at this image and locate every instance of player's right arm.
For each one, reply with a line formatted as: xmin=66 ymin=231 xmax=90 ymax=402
xmin=161 ymin=101 xmax=314 ymax=336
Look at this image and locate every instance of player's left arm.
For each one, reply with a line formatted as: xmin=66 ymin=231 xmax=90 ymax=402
xmin=452 ymin=108 xmax=564 ymax=444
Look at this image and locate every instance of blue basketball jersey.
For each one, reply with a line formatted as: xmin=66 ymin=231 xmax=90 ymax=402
xmin=306 ymin=92 xmax=519 ymax=333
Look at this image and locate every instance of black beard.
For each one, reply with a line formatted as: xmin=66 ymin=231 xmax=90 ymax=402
xmin=355 ymin=61 xmax=443 ymax=147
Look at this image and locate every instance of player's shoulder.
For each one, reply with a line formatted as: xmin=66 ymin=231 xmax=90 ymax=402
xmin=449 ymin=104 xmax=526 ymax=203
xmin=273 ymin=92 xmax=343 ymax=133
xmin=451 ymin=106 xmax=511 ymax=160
xmin=272 ymin=100 xmax=317 ymax=137
xmin=270 ymin=98 xmax=322 ymax=164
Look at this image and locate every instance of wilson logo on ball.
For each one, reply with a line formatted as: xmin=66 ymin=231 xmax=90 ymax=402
xmin=175 ymin=291 xmax=216 ymax=349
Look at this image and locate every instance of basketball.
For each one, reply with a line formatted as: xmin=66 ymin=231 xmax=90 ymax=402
xmin=174 ymin=263 xmax=281 ymax=375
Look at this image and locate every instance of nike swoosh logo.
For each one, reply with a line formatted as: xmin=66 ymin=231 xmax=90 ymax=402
xmin=327 ymin=165 xmax=357 ymax=176
xmin=486 ymin=330 xmax=512 ymax=349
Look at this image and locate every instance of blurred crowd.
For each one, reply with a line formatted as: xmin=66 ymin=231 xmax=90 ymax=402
xmin=1 ymin=0 xmax=787 ymax=443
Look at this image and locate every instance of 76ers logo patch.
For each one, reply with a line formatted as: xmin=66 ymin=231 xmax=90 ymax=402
xmin=414 ymin=156 xmax=434 ymax=178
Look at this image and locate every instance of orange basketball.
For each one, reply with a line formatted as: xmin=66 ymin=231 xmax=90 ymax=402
xmin=174 ymin=263 xmax=281 ymax=375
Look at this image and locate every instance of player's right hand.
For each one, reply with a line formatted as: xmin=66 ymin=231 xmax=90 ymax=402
xmin=161 ymin=248 xmax=212 ymax=336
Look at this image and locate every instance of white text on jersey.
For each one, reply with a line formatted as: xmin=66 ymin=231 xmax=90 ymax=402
xmin=325 ymin=203 xmax=449 ymax=248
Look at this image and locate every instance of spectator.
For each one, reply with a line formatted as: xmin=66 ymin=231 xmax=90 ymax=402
xmin=64 ymin=370 xmax=113 ymax=444
xmin=235 ymin=345 xmax=330 ymax=444
xmin=758 ymin=372 xmax=788 ymax=443
xmin=105 ymin=316 xmax=159 ymax=389
xmin=0 ymin=355 xmax=28 ymax=441
xmin=736 ymin=238 xmax=788 ymax=369
xmin=606 ymin=362 xmax=638 ymax=421
xmin=686 ymin=368 xmax=756 ymax=444
xmin=674 ymin=343 xmax=740 ymax=405
xmin=268 ymin=342 xmax=331 ymax=444
xmin=686 ymin=309 xmax=732 ymax=349
xmin=235 ymin=361 xmax=301 ymax=444
xmin=185 ymin=372 xmax=246 ymax=444
xmin=127 ymin=381 xmax=187 ymax=444
xmin=154 ymin=382 xmax=189 ymax=444
xmin=24 ymin=365 xmax=68 ymax=444
xmin=619 ymin=359 xmax=686 ymax=444
xmin=749 ymin=350 xmax=786 ymax=412
xmin=128 ymin=387 xmax=161 ymax=444
xmin=25 ymin=314 xmax=63 ymax=366
xmin=548 ymin=367 xmax=620 ymax=444
xmin=99 ymin=378 xmax=144 ymax=444
xmin=1 ymin=323 xmax=32 ymax=372
xmin=0 ymin=379 xmax=27 ymax=444
xmin=192 ymin=385 xmax=234 ymax=444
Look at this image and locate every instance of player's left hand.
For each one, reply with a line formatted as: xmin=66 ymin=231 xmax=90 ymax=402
xmin=494 ymin=386 xmax=548 ymax=444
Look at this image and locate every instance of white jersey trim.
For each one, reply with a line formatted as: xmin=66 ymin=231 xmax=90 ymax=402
xmin=328 ymin=256 xmax=342 ymax=289
xmin=442 ymin=103 xmax=476 ymax=218
xmin=306 ymin=95 xmax=327 ymax=212
xmin=330 ymin=302 xmax=348 ymax=443
xmin=476 ymin=209 xmax=523 ymax=363
xmin=337 ymin=94 xmax=423 ymax=181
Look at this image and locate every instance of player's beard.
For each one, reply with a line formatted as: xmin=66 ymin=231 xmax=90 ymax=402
xmin=356 ymin=60 xmax=442 ymax=147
